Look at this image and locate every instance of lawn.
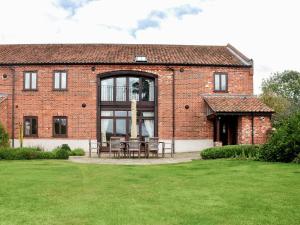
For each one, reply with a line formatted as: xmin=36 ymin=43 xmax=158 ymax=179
xmin=0 ymin=160 xmax=299 ymax=225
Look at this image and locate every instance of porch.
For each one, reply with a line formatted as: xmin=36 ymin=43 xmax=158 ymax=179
xmin=203 ymin=95 xmax=274 ymax=146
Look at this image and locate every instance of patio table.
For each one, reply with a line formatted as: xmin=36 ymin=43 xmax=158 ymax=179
xmin=121 ymin=140 xmax=165 ymax=158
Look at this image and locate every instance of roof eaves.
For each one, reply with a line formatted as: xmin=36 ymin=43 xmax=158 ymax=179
xmin=0 ymin=62 xmax=252 ymax=67
xmin=226 ymin=44 xmax=253 ymax=66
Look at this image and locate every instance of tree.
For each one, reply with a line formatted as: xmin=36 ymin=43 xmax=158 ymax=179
xmin=260 ymin=70 xmax=300 ymax=125
xmin=260 ymin=111 xmax=300 ymax=162
xmin=0 ymin=122 xmax=9 ymax=148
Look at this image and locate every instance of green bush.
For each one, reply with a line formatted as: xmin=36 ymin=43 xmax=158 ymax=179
xmin=201 ymin=145 xmax=261 ymax=160
xmin=0 ymin=122 xmax=9 ymax=148
xmin=70 ymin=148 xmax=85 ymax=156
xmin=292 ymin=153 xmax=300 ymax=164
xmin=55 ymin=148 xmax=69 ymax=159
xmin=61 ymin=144 xmax=71 ymax=152
xmin=0 ymin=147 xmax=71 ymax=160
xmin=0 ymin=147 xmax=56 ymax=160
xmin=260 ymin=112 xmax=300 ymax=162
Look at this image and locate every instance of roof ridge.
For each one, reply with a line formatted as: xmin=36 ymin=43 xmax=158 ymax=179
xmin=0 ymin=43 xmax=227 ymax=48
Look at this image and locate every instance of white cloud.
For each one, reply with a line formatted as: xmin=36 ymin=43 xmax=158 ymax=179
xmin=0 ymin=0 xmax=299 ymax=93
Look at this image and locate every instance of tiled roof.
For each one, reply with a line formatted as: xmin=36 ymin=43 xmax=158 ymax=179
xmin=0 ymin=95 xmax=7 ymax=104
xmin=203 ymin=95 xmax=274 ymax=113
xmin=0 ymin=43 xmax=252 ymax=66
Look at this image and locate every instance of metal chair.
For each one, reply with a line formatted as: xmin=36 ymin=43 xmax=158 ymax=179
xmin=148 ymin=137 xmax=159 ymax=158
xmin=110 ymin=137 xmax=122 ymax=158
xmin=128 ymin=138 xmax=141 ymax=158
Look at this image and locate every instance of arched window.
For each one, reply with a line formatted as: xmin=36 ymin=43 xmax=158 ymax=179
xmin=98 ymin=72 xmax=157 ymax=143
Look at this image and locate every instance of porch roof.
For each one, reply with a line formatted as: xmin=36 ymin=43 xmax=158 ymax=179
xmin=203 ymin=95 xmax=274 ymax=115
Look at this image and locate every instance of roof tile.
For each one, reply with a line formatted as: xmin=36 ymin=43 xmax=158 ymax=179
xmin=203 ymin=95 xmax=274 ymax=113
xmin=0 ymin=44 xmax=251 ymax=66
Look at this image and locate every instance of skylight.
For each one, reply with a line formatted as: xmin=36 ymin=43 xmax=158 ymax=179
xmin=135 ymin=56 xmax=147 ymax=62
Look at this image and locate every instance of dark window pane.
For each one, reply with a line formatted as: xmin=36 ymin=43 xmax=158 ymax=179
xmin=115 ymin=111 xmax=127 ymax=117
xmin=60 ymin=119 xmax=67 ymax=135
xmin=116 ymin=119 xmax=126 ymax=136
xmin=61 ymin=72 xmax=67 ymax=89
xmin=24 ymin=119 xmax=31 ymax=136
xmin=101 ymin=111 xmax=113 ymax=117
xmin=101 ymin=78 xmax=114 ymax=101
xmin=141 ymin=78 xmax=154 ymax=101
xmin=54 ymin=72 xmax=60 ymax=89
xmin=142 ymin=112 xmax=154 ymax=117
xmin=221 ymin=74 xmax=227 ymax=90
xmin=116 ymin=77 xmax=126 ymax=101
xmin=31 ymin=73 xmax=37 ymax=89
xmin=101 ymin=119 xmax=113 ymax=142
xmin=31 ymin=118 xmax=37 ymax=135
xmin=215 ymin=74 xmax=220 ymax=90
xmin=54 ymin=119 xmax=60 ymax=134
xmin=129 ymin=77 xmax=139 ymax=101
xmin=142 ymin=119 xmax=154 ymax=137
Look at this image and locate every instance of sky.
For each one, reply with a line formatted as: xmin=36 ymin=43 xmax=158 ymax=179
xmin=0 ymin=0 xmax=299 ymax=94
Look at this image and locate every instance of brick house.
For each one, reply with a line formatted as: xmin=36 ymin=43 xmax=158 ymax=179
xmin=0 ymin=43 xmax=273 ymax=152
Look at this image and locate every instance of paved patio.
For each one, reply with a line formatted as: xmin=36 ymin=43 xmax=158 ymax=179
xmin=69 ymin=152 xmax=201 ymax=165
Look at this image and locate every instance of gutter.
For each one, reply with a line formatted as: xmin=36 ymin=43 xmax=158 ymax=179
xmin=167 ymin=66 xmax=176 ymax=157
xmin=9 ymin=67 xmax=16 ymax=148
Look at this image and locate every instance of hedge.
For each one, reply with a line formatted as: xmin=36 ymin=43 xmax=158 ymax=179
xmin=69 ymin=148 xmax=85 ymax=156
xmin=201 ymin=145 xmax=261 ymax=160
xmin=0 ymin=147 xmax=69 ymax=160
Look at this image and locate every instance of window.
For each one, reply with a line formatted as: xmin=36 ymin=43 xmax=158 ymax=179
xmin=24 ymin=72 xmax=37 ymax=90
xmin=53 ymin=117 xmax=67 ymax=137
xmin=24 ymin=117 xmax=38 ymax=137
xmin=53 ymin=71 xmax=67 ymax=90
xmin=100 ymin=110 xmax=155 ymax=142
xmin=214 ymin=73 xmax=228 ymax=92
xmin=100 ymin=76 xmax=155 ymax=102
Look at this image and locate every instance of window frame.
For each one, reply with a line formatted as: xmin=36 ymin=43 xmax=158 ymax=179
xmin=53 ymin=70 xmax=68 ymax=91
xmin=53 ymin=116 xmax=68 ymax=137
xmin=100 ymin=76 xmax=155 ymax=103
xmin=23 ymin=116 xmax=38 ymax=137
xmin=100 ymin=110 xmax=156 ymax=140
xmin=23 ymin=71 xmax=38 ymax=91
xmin=213 ymin=72 xmax=228 ymax=92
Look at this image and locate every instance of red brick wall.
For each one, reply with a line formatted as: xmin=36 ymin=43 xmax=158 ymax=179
xmin=0 ymin=64 xmax=253 ymax=141
xmin=237 ymin=115 xmax=272 ymax=144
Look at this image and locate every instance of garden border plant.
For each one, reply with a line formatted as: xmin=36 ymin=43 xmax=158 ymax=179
xmin=201 ymin=144 xmax=261 ymax=160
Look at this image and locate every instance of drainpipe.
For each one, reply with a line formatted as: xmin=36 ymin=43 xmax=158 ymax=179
xmin=167 ymin=67 xmax=175 ymax=156
xmin=9 ymin=66 xmax=16 ymax=148
xmin=251 ymin=113 xmax=254 ymax=145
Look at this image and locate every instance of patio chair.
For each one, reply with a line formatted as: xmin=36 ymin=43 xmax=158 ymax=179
xmin=128 ymin=138 xmax=141 ymax=158
xmin=147 ymin=137 xmax=159 ymax=158
xmin=110 ymin=137 xmax=123 ymax=158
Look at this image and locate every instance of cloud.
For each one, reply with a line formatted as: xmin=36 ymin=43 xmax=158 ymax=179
xmin=0 ymin=0 xmax=299 ymax=93
xmin=172 ymin=4 xmax=202 ymax=19
xmin=131 ymin=4 xmax=202 ymax=37
xmin=55 ymin=0 xmax=96 ymax=16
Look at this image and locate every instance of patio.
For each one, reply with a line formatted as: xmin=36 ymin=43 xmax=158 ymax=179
xmin=69 ymin=152 xmax=200 ymax=165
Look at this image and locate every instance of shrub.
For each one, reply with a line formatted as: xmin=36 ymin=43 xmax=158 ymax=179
xmin=201 ymin=145 xmax=260 ymax=160
xmin=0 ymin=147 xmax=56 ymax=160
xmin=292 ymin=153 xmax=300 ymax=164
xmin=70 ymin=148 xmax=85 ymax=156
xmin=61 ymin=144 xmax=71 ymax=152
xmin=55 ymin=148 xmax=69 ymax=159
xmin=260 ymin=112 xmax=300 ymax=162
xmin=0 ymin=122 xmax=9 ymax=148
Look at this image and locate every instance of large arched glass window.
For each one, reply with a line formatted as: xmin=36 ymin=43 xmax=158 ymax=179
xmin=99 ymin=74 xmax=156 ymax=143
xmin=100 ymin=76 xmax=154 ymax=102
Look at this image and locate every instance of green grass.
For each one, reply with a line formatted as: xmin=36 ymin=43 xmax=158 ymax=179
xmin=0 ymin=160 xmax=299 ymax=225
